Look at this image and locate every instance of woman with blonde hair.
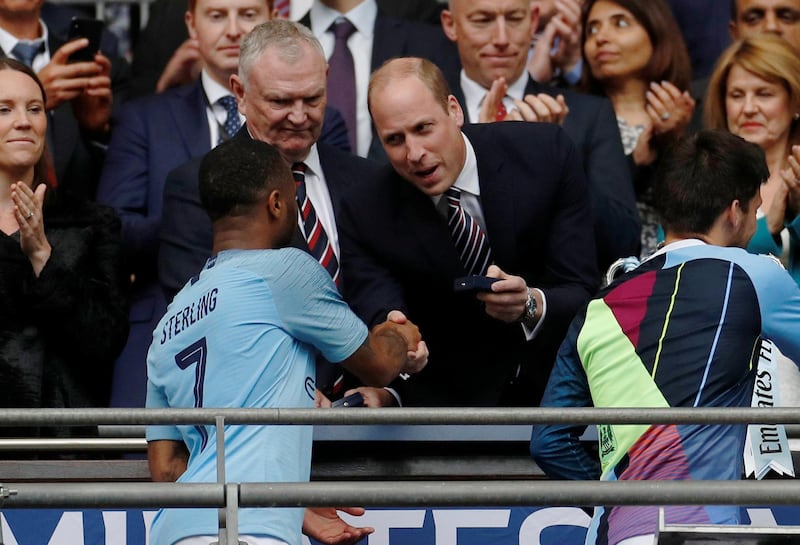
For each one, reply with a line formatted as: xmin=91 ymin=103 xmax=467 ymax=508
xmin=705 ymin=34 xmax=800 ymax=285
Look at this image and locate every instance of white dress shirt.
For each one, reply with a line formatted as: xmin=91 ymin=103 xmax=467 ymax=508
xmin=0 ymin=20 xmax=51 ymax=73
xmin=201 ymin=70 xmax=244 ymax=149
xmin=297 ymin=144 xmax=340 ymax=260
xmin=310 ymin=0 xmax=376 ymax=158
xmin=460 ymin=69 xmax=529 ymax=124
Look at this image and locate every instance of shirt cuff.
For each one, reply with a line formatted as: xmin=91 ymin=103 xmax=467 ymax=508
xmin=521 ymin=288 xmax=547 ymax=341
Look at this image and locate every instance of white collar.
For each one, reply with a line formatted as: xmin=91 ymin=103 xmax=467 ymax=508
xmin=0 ymin=20 xmax=49 ymax=59
xmin=645 ymin=238 xmax=707 ymax=262
xmin=201 ymin=69 xmax=234 ymax=105
xmin=309 ymin=0 xmax=376 ymax=39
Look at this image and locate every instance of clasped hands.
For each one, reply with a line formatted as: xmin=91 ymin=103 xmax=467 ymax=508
xmin=38 ymin=38 xmax=112 ymax=134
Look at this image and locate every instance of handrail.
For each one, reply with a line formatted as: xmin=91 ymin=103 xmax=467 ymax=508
xmin=1 ymin=480 xmax=800 ymax=509
xmin=3 ymin=407 xmax=800 ymax=426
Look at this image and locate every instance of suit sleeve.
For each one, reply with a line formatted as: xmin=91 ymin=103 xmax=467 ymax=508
xmin=158 ymin=159 xmax=214 ymax=302
xmin=29 ymin=205 xmax=129 ymax=390
xmin=536 ymin=132 xmax=600 ymax=335
xmin=97 ymin=100 xmax=159 ymax=265
xmin=531 ymin=313 xmax=601 ymax=481
xmin=582 ymin=98 xmax=641 ymax=269
xmin=338 ymin=190 xmax=407 ymax=328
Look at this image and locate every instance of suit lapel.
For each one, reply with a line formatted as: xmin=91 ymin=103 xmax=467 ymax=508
xmin=394 ymin=176 xmax=464 ymax=275
xmin=466 ymin=128 xmax=516 ymax=265
xmin=170 ymin=81 xmax=212 ymax=158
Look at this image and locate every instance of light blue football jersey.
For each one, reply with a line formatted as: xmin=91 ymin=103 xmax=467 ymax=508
xmin=146 ymin=248 xmax=368 ymax=545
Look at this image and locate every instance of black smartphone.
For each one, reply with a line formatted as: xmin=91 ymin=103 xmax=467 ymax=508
xmin=453 ymin=275 xmax=498 ymax=293
xmin=66 ymin=17 xmax=104 ymax=63
xmin=331 ymin=392 xmax=365 ymax=408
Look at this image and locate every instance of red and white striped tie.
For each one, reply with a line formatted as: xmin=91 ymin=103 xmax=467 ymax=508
xmin=293 ymin=163 xmax=340 ymax=285
xmin=274 ymin=0 xmax=290 ymax=19
xmin=445 ymin=187 xmax=493 ymax=275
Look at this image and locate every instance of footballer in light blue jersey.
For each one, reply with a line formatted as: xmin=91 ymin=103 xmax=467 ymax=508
xmin=146 ymin=248 xmax=367 ymax=545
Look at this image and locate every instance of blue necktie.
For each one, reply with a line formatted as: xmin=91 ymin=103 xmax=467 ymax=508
xmin=217 ymin=95 xmax=240 ymax=144
xmin=12 ymin=40 xmax=44 ymax=67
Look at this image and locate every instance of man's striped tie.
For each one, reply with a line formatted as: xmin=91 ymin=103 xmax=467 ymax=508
xmin=293 ymin=163 xmax=340 ymax=285
xmin=445 ymin=187 xmax=493 ymax=275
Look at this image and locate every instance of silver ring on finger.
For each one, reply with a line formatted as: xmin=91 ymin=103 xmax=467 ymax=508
xmin=27 ymin=211 xmax=34 ymax=219
xmin=660 ymin=112 xmax=670 ymax=121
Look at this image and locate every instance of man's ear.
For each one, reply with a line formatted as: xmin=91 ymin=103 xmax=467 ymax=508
xmin=185 ymin=10 xmax=197 ymax=40
xmin=266 ymin=189 xmax=283 ymax=219
xmin=230 ymin=75 xmax=246 ymax=116
xmin=728 ymin=199 xmax=743 ymax=229
xmin=441 ymin=9 xmax=458 ymax=42
xmin=729 ymin=19 xmax=740 ymax=41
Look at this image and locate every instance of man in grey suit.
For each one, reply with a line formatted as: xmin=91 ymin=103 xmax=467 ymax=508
xmin=441 ymin=0 xmax=640 ymax=270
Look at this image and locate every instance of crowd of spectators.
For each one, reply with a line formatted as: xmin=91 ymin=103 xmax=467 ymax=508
xmin=2 ymin=0 xmax=800 ymax=459
xmin=3 ymin=0 xmax=800 ymax=543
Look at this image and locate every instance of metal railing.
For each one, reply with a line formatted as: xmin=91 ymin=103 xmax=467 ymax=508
xmin=1 ymin=407 xmax=800 ymax=545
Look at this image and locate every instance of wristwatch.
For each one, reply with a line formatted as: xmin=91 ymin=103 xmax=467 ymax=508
xmin=519 ymin=287 xmax=537 ymax=327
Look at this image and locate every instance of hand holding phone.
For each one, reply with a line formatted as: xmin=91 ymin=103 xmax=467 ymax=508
xmin=66 ymin=17 xmax=104 ymax=63
xmin=331 ymin=392 xmax=365 ymax=408
xmin=453 ymin=275 xmax=498 ymax=293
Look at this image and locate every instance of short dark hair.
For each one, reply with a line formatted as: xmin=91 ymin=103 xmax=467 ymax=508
xmin=199 ymin=137 xmax=290 ymax=222
xmin=654 ymin=130 xmax=768 ymax=235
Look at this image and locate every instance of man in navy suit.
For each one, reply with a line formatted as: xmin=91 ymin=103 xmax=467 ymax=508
xmin=441 ymin=0 xmax=640 ymax=270
xmin=299 ymin=0 xmax=460 ymax=160
xmin=95 ymin=0 xmax=348 ymax=407
xmin=338 ymin=57 xmax=599 ymax=407
xmin=158 ymin=20 xmax=387 ymax=398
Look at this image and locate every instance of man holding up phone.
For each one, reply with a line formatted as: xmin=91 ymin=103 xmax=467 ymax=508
xmin=0 ymin=0 xmax=127 ymax=203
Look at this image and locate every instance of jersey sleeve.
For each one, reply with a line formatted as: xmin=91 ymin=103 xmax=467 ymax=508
xmin=748 ymin=254 xmax=800 ymax=364
xmin=145 ymin=376 xmax=183 ymax=442
xmin=269 ymin=249 xmax=368 ymax=363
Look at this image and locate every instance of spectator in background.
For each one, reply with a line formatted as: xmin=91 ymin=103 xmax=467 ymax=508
xmin=532 ymin=129 xmax=800 ymax=545
xmin=688 ymin=0 xmax=800 ymax=133
xmin=441 ymin=0 xmax=640 ymax=270
xmin=0 ymin=58 xmax=128 ymax=439
xmin=705 ymin=35 xmax=800 ymax=285
xmin=527 ymin=0 xmax=585 ymax=88
xmin=128 ymin=0 xmax=450 ymax=99
xmin=298 ymin=0 xmax=460 ymax=159
xmin=580 ymin=0 xmax=694 ymax=258
xmin=0 ymin=0 xmax=129 ymax=205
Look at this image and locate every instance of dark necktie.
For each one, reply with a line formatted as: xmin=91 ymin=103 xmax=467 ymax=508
xmin=445 ymin=187 xmax=493 ymax=275
xmin=12 ymin=40 xmax=44 ymax=67
xmin=293 ymin=163 xmax=340 ymax=285
xmin=217 ymin=95 xmax=240 ymax=144
xmin=326 ymin=18 xmax=357 ymax=152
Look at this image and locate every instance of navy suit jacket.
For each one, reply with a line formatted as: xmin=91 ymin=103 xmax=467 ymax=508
xmin=448 ymin=74 xmax=640 ymax=269
xmin=339 ymin=122 xmax=599 ymax=406
xmin=158 ymin=125 xmax=381 ymax=302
